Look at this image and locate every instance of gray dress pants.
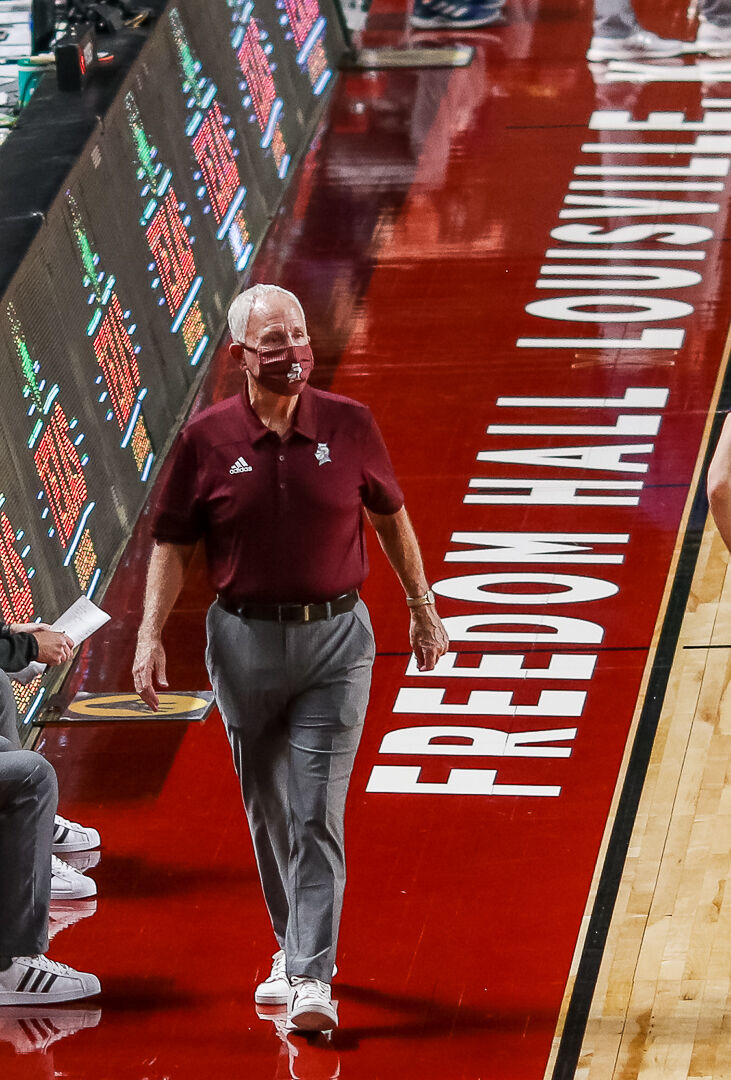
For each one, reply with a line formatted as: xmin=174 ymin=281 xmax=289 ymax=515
xmin=205 ymin=598 xmax=375 ymax=983
xmin=0 ymin=736 xmax=56 ymax=956
xmin=595 ymin=0 xmax=731 ymax=36
xmin=0 ymin=669 xmax=22 ymax=749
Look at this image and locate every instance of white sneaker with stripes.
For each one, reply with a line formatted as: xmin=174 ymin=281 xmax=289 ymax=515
xmin=410 ymin=0 xmax=503 ymax=28
xmin=288 ymin=977 xmax=338 ymax=1031
xmin=53 ymin=814 xmax=101 ymax=853
xmin=51 ymin=855 xmax=97 ymax=901
xmin=0 ymin=956 xmax=101 ymax=1005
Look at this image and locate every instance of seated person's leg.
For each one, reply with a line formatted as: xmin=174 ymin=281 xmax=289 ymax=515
xmin=0 ymin=745 xmax=56 ymax=959
xmin=0 ymin=670 xmax=101 ymax=855
xmin=0 ymin=746 xmax=100 ymax=1003
xmin=0 ymin=672 xmax=21 ymax=749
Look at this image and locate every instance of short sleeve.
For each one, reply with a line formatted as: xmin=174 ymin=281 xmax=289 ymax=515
xmin=360 ymin=410 xmax=404 ymax=515
xmin=150 ymin=428 xmax=206 ymax=544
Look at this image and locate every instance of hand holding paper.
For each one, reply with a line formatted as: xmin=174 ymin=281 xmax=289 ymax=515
xmin=8 ymin=597 xmax=111 ymax=685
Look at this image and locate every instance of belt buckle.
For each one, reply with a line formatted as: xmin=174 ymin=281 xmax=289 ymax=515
xmin=302 ymin=604 xmax=311 ymax=623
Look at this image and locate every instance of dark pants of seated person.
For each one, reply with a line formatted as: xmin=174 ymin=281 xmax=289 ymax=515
xmin=0 ymin=736 xmax=57 ymax=958
xmin=0 ymin=670 xmax=22 ymax=750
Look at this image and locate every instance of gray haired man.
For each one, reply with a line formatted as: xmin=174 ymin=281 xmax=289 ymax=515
xmin=134 ymin=283 xmax=449 ymax=1031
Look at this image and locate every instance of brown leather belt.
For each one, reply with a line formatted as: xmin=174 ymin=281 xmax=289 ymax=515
xmin=218 ymin=590 xmax=359 ymax=623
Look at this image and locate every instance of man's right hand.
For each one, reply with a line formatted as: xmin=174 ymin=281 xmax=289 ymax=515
xmin=33 ymin=629 xmax=74 ymax=666
xmin=133 ymin=636 xmax=169 ymax=712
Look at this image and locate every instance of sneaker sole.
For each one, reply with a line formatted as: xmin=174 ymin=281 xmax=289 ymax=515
xmin=0 ymin=980 xmax=101 ymax=1005
xmin=586 ymin=45 xmax=686 ymax=60
xmin=254 ymin=986 xmax=290 ymax=1005
xmin=409 ymin=13 xmax=501 ymax=26
xmin=289 ymin=1007 xmax=339 ymax=1032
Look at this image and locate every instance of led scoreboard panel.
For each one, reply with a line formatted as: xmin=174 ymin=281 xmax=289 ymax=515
xmin=0 ymin=0 xmax=345 ymax=726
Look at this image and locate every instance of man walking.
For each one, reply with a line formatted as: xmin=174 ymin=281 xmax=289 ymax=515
xmin=133 ymin=283 xmax=448 ymax=1031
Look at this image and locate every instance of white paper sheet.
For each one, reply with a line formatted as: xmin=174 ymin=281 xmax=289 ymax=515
xmin=8 ymin=597 xmax=110 ymax=685
xmin=49 ymin=596 xmax=110 ymax=647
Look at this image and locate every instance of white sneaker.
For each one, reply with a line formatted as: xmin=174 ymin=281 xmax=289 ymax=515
xmin=0 ymin=956 xmax=101 ymax=1005
xmin=586 ymin=29 xmax=686 ymax=61
xmin=53 ymin=814 xmax=101 ymax=853
xmin=51 ymin=855 xmax=97 ymax=900
xmin=694 ymin=19 xmax=731 ymax=55
xmin=255 ymin=949 xmax=289 ymax=1005
xmin=288 ymin=977 xmax=338 ymax=1032
xmin=254 ymin=951 xmax=339 ymax=1005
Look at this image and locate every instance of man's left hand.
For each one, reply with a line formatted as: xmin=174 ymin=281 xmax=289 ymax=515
xmin=9 ymin=621 xmax=51 ymax=634
xmin=409 ymin=606 xmax=449 ymax=672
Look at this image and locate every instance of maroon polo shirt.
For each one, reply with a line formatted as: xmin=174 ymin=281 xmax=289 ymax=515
xmin=151 ymin=385 xmax=404 ymax=603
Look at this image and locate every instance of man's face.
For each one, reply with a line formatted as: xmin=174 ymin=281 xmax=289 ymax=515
xmin=241 ymin=296 xmax=308 ymax=377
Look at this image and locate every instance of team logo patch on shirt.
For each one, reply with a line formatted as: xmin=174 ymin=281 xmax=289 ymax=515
xmin=315 ymin=443 xmax=332 ymax=466
xmin=229 ymin=456 xmax=253 ymax=474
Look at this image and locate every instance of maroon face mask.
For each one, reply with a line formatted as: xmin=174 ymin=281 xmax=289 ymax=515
xmin=247 ymin=342 xmax=314 ymax=397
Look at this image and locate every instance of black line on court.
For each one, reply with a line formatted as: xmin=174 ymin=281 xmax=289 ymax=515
xmin=683 ymin=643 xmax=731 ymax=649
xmin=550 ymin=400 xmax=730 ymax=1080
xmin=505 ymin=124 xmax=589 ymax=130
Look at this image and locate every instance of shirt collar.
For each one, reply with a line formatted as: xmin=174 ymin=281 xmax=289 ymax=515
xmin=239 ymin=384 xmax=317 ymax=444
xmin=292 ymin=385 xmax=317 ymax=441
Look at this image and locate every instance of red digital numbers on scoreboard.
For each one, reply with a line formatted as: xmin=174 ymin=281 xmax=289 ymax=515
xmin=284 ymin=0 xmax=319 ymax=49
xmin=238 ymin=23 xmax=277 ymax=134
xmin=191 ymin=103 xmax=241 ymax=225
xmin=146 ymin=188 xmax=196 ymax=313
xmin=34 ymin=404 xmax=88 ymax=549
xmin=93 ymin=293 xmax=141 ymax=430
xmin=0 ymin=512 xmax=33 ymax=623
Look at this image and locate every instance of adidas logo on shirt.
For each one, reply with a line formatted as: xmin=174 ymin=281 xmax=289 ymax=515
xmin=229 ymin=456 xmax=252 ymax=474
